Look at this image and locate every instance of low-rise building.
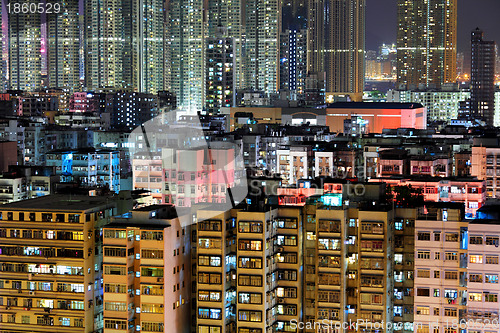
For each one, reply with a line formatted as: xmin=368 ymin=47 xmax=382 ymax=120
xmin=0 ymin=194 xmax=126 ymax=332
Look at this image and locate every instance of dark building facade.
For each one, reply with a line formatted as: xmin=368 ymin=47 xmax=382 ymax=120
xmin=470 ymin=28 xmax=496 ymax=126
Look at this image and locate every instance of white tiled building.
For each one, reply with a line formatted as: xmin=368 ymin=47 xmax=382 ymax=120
xmin=414 ymin=205 xmax=468 ymax=333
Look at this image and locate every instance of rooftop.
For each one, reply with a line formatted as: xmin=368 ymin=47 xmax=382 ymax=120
xmin=327 ymin=102 xmax=425 ymax=109
xmin=1 ymin=194 xmax=116 ymax=211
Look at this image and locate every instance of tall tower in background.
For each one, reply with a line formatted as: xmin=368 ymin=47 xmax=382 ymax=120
xmin=85 ymin=0 xmax=165 ymax=93
xmin=396 ymin=0 xmax=457 ymax=89
xmin=280 ymin=0 xmax=307 ymax=99
xmin=207 ymin=0 xmax=244 ymax=90
xmin=166 ymin=0 xmax=204 ymax=113
xmin=84 ymin=0 xmax=124 ymax=90
xmin=47 ymin=0 xmax=81 ymax=90
xmin=122 ymin=0 xmax=165 ymax=94
xmin=244 ymin=0 xmax=280 ymax=95
xmin=470 ymin=28 xmax=496 ymax=126
xmin=8 ymin=1 xmax=42 ymax=91
xmin=307 ymin=0 xmax=365 ymax=101
xmin=205 ymin=27 xmax=235 ymax=113
xmin=0 ymin=3 xmax=5 ymax=93
xmin=279 ymin=29 xmax=307 ymax=98
xmin=324 ymin=0 xmax=365 ymax=99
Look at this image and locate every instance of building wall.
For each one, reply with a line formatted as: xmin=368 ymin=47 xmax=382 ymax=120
xmin=102 ymin=217 xmax=191 ymax=332
xmin=467 ymin=222 xmax=500 ymax=330
xmin=8 ymin=2 xmax=42 ymax=91
xmin=396 ymin=0 xmax=457 ymax=89
xmin=0 ymin=141 xmax=18 ymax=173
xmin=414 ymin=208 xmax=467 ymax=333
xmin=0 ymin=196 xmax=120 ymax=332
xmin=326 ymin=107 xmax=427 ymax=133
xmin=471 ymin=146 xmax=500 ymax=199
xmin=195 ymin=207 xmax=303 ymax=332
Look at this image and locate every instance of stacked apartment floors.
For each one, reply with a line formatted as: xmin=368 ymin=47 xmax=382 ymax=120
xmin=0 ymin=195 xmax=121 ymax=333
xmin=393 ymin=208 xmax=417 ymax=333
xmin=194 ymin=186 xmax=397 ymax=333
xmin=414 ymin=205 xmax=469 ymax=333
xmin=303 ymin=200 xmax=394 ymax=333
xmin=101 ymin=206 xmax=191 ymax=333
xmin=195 ymin=206 xmax=303 ymax=333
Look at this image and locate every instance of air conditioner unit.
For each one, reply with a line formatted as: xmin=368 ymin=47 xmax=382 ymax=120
xmin=157 ymin=278 xmax=164 ymax=283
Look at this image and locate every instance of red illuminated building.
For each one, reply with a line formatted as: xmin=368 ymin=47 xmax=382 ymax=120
xmin=326 ymin=102 xmax=427 ymax=133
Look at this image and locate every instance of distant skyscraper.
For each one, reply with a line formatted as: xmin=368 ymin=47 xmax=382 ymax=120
xmin=307 ymin=0 xmax=365 ymax=99
xmin=85 ymin=0 xmax=165 ymax=93
xmin=279 ymin=29 xmax=307 ymax=98
xmin=0 ymin=4 xmax=6 ymax=92
xmin=282 ymin=0 xmax=307 ymax=31
xmin=47 ymin=0 xmax=81 ymax=89
xmin=207 ymin=0 xmax=244 ymax=90
xmin=8 ymin=3 xmax=42 ymax=91
xmin=306 ymin=0 xmax=323 ymax=75
xmin=205 ymin=28 xmax=235 ymax=113
xmin=122 ymin=0 xmax=165 ymax=93
xmin=84 ymin=0 xmax=123 ymax=89
xmin=470 ymin=28 xmax=496 ymax=126
xmin=396 ymin=0 xmax=457 ymax=89
xmin=166 ymin=0 xmax=204 ymax=112
xmin=244 ymin=0 xmax=280 ymax=95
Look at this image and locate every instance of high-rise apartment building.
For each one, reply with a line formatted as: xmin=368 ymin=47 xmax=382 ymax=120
xmin=47 ymin=0 xmax=81 ymax=90
xmin=84 ymin=0 xmax=124 ymax=89
xmin=194 ymin=205 xmax=303 ymax=332
xmin=414 ymin=204 xmax=468 ymax=333
xmin=85 ymin=0 xmax=165 ymax=93
xmin=302 ymin=192 xmax=394 ymax=333
xmin=205 ymin=29 xmax=235 ymax=113
xmin=396 ymin=0 xmax=457 ymax=89
xmin=470 ymin=28 xmax=496 ymax=126
xmin=102 ymin=205 xmax=191 ymax=333
xmin=307 ymin=0 xmax=365 ymax=99
xmin=0 ymin=4 xmax=6 ymax=93
xmin=467 ymin=209 xmax=500 ymax=330
xmin=166 ymin=0 xmax=204 ymax=112
xmin=207 ymin=0 xmax=244 ymax=91
xmin=244 ymin=0 xmax=280 ymax=95
xmin=0 ymin=194 xmax=126 ymax=332
xmin=122 ymin=0 xmax=165 ymax=94
xmin=8 ymin=2 xmax=43 ymax=91
xmin=193 ymin=182 xmax=401 ymax=333
xmin=306 ymin=0 xmax=324 ymax=77
xmin=279 ymin=29 xmax=307 ymax=98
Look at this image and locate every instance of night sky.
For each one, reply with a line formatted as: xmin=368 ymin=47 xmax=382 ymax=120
xmin=366 ymin=0 xmax=500 ymax=53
